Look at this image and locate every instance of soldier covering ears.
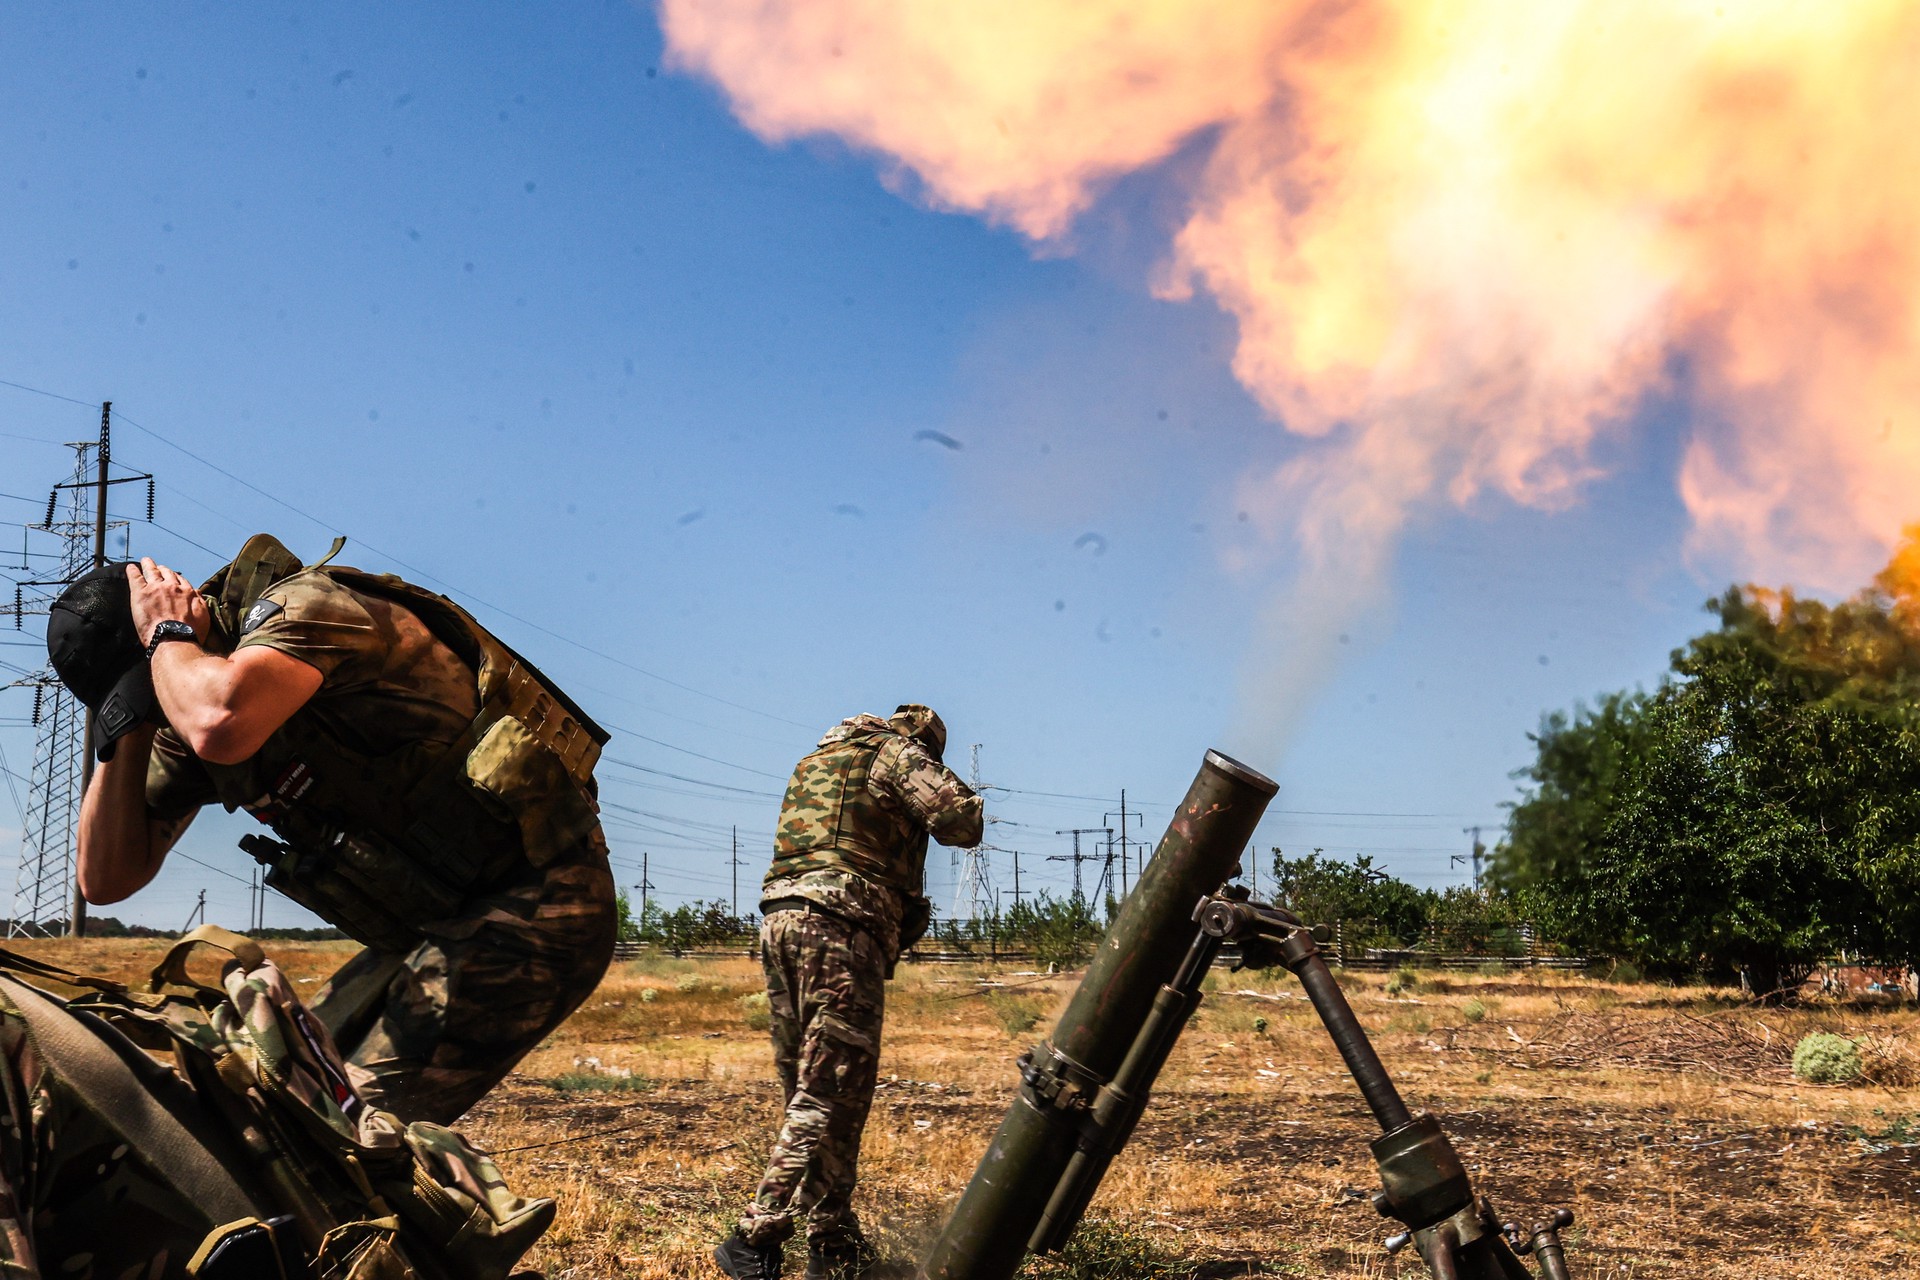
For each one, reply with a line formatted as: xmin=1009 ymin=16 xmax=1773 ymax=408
xmin=51 ymin=535 xmax=618 ymax=1124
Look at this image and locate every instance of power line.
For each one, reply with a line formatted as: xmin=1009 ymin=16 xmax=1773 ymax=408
xmin=0 ymin=376 xmax=812 ymax=734
xmin=113 ymin=408 xmax=814 ymax=730
xmin=597 ymin=721 xmax=787 ymax=780
xmin=600 ymin=758 xmax=783 ymax=799
xmin=0 ymin=377 xmax=98 ymax=410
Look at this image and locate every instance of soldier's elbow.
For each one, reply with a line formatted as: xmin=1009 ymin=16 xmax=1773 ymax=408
xmin=934 ymin=813 xmax=985 ymax=849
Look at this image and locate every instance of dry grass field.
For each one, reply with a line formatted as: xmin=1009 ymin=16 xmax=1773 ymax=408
xmin=9 ymin=938 xmax=1919 ymax=1279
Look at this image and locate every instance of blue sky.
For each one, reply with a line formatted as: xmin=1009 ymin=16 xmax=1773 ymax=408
xmin=0 ymin=3 xmax=1731 ymax=930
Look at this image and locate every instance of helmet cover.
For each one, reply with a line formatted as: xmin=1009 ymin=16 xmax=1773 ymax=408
xmin=887 ymin=704 xmax=947 ymax=760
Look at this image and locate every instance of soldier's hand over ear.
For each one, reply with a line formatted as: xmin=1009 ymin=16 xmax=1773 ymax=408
xmin=127 ymin=558 xmax=211 ymax=647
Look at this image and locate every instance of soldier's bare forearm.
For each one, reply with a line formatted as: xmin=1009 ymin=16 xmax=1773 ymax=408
xmin=149 ymin=642 xmax=321 ymax=765
xmin=77 ymin=725 xmax=174 ymax=904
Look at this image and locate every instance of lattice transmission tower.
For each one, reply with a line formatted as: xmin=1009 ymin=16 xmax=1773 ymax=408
xmin=3 ymin=403 xmax=150 ymax=937
xmin=951 ymin=742 xmax=994 ymax=922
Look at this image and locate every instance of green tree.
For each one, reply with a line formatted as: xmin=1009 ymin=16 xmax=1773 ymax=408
xmin=1000 ymin=892 xmax=1104 ymax=969
xmin=1269 ymin=849 xmax=1435 ymax=949
xmin=1496 ymin=547 xmax=1920 ymax=988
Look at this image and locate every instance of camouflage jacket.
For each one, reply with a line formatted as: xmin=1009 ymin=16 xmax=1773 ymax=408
xmin=763 ymin=714 xmax=983 ymax=958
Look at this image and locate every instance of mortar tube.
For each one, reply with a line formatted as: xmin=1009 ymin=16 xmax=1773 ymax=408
xmin=920 ymin=749 xmax=1277 ymax=1280
xmin=1028 ymin=928 xmax=1222 ymax=1253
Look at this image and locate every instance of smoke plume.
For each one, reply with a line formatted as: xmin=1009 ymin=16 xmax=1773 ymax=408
xmin=662 ymin=0 xmax=1920 ymax=738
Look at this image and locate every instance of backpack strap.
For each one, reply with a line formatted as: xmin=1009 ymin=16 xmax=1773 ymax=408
xmin=308 ymin=536 xmax=347 ymax=571
xmin=0 ymin=973 xmax=261 ymax=1225
xmin=0 ymin=944 xmax=134 ymax=996
xmin=218 ymin=534 xmax=307 ymax=625
xmin=150 ymin=924 xmax=268 ymax=994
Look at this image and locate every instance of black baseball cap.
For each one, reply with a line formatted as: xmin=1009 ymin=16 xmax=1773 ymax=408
xmin=46 ymin=562 xmax=158 ymax=761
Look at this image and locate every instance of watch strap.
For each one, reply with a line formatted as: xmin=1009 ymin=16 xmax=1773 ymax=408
xmin=145 ymin=620 xmax=199 ymax=660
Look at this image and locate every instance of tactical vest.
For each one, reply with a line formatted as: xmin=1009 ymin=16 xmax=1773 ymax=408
xmin=766 ymin=729 xmax=928 ymax=894
xmin=200 ymin=535 xmax=609 ymax=953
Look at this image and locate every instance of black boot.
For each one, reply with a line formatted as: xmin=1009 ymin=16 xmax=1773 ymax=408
xmin=713 ymin=1230 xmax=784 ymax=1280
xmin=805 ymin=1230 xmax=879 ymax=1280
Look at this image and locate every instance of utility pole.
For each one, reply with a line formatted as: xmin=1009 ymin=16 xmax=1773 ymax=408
xmin=1103 ymin=791 xmax=1140 ymax=899
xmin=729 ymin=826 xmax=744 ymax=918
xmin=5 ymin=404 xmax=150 ymax=939
xmin=1010 ymin=849 xmax=1024 ymax=907
xmin=1050 ymin=828 xmax=1109 ymax=905
xmin=952 ymin=743 xmax=993 ymax=921
xmin=181 ymin=888 xmax=206 ymax=933
xmin=639 ymin=851 xmax=654 ymax=921
xmin=71 ymin=402 xmax=110 ymax=938
xmin=1461 ymin=826 xmax=1485 ymax=891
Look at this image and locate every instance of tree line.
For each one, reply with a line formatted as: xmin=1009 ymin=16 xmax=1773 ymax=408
xmin=614 ymin=889 xmax=1108 ymax=969
xmin=1493 ymin=532 xmax=1920 ymax=991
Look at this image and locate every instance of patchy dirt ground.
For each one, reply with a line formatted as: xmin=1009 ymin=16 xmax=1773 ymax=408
xmin=9 ymin=939 xmax=1918 ymax=1278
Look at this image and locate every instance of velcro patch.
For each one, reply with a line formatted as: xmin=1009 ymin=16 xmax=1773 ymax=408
xmin=241 ymin=598 xmax=284 ymax=635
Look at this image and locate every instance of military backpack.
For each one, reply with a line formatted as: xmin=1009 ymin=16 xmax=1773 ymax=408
xmin=0 ymin=927 xmax=553 ymax=1279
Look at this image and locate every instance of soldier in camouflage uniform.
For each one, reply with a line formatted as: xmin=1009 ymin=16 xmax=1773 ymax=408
xmin=715 ymin=706 xmax=983 ymax=1280
xmin=57 ymin=537 xmax=617 ymax=1125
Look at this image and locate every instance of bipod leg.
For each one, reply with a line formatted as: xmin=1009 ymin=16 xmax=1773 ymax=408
xmin=1196 ymin=896 xmax=1573 ymax=1279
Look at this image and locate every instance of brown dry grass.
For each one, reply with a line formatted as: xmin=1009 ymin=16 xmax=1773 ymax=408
xmin=8 ymin=940 xmax=1918 ymax=1278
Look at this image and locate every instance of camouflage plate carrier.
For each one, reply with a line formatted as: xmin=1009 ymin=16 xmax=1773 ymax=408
xmin=0 ymin=926 xmax=553 ymax=1279
xmin=766 ymin=723 xmax=931 ymax=897
xmin=201 ymin=535 xmax=609 ymax=954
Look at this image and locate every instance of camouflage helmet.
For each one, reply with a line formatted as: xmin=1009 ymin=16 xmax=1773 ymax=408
xmin=888 ymin=704 xmax=947 ymax=760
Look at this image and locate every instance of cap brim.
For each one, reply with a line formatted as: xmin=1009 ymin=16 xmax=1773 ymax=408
xmin=90 ymin=662 xmax=156 ymax=762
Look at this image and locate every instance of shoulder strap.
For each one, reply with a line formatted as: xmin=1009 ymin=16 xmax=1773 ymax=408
xmin=219 ymin=534 xmax=306 ymax=622
xmin=0 ymin=944 xmax=134 ymax=996
xmin=323 ymin=566 xmax=610 ymax=777
xmin=0 ymin=973 xmax=261 ymax=1225
xmin=150 ymin=925 xmax=268 ymax=995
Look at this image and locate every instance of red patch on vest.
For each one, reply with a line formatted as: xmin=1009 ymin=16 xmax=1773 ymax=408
xmin=274 ymin=760 xmax=315 ymax=806
xmin=246 ymin=760 xmax=315 ymax=824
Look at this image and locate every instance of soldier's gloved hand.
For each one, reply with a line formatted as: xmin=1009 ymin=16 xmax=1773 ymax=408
xmin=898 ymin=893 xmax=933 ymax=952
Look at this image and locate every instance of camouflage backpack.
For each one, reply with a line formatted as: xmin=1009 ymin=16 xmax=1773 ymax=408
xmin=0 ymin=927 xmax=553 ymax=1279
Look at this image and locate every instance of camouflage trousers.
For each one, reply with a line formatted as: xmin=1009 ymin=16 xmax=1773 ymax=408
xmin=739 ymin=906 xmax=888 ymax=1246
xmin=310 ymin=829 xmax=618 ymax=1125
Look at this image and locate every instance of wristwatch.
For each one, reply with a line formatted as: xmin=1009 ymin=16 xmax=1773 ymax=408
xmin=145 ymin=619 xmax=199 ymax=659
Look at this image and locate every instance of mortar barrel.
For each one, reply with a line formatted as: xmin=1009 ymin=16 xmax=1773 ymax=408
xmin=920 ymin=749 xmax=1278 ymax=1280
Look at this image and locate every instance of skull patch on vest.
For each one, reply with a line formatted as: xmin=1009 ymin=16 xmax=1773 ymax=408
xmin=242 ymin=597 xmax=285 ymax=635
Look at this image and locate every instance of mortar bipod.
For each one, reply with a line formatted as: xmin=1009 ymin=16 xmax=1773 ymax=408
xmin=1196 ymin=889 xmax=1579 ymax=1280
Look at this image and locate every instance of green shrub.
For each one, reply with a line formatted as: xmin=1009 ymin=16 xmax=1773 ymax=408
xmin=984 ymin=991 xmax=1043 ymax=1038
xmin=1026 ymin=1217 xmax=1182 ymax=1279
xmin=739 ymin=991 xmax=772 ymax=1032
xmin=1385 ymin=967 xmax=1419 ymax=996
xmin=675 ymin=973 xmax=708 ymax=993
xmin=1792 ymin=1032 xmax=1864 ymax=1084
xmin=1252 ymin=1016 xmax=1269 ymax=1036
xmin=545 ymin=1071 xmax=653 ymax=1094
xmin=1461 ymin=997 xmax=1488 ymax=1024
xmin=640 ymin=987 xmax=660 ymax=1004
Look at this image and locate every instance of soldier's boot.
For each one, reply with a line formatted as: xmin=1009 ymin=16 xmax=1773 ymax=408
xmin=805 ymin=1229 xmax=879 ymax=1280
xmin=714 ymin=1230 xmax=784 ymax=1280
